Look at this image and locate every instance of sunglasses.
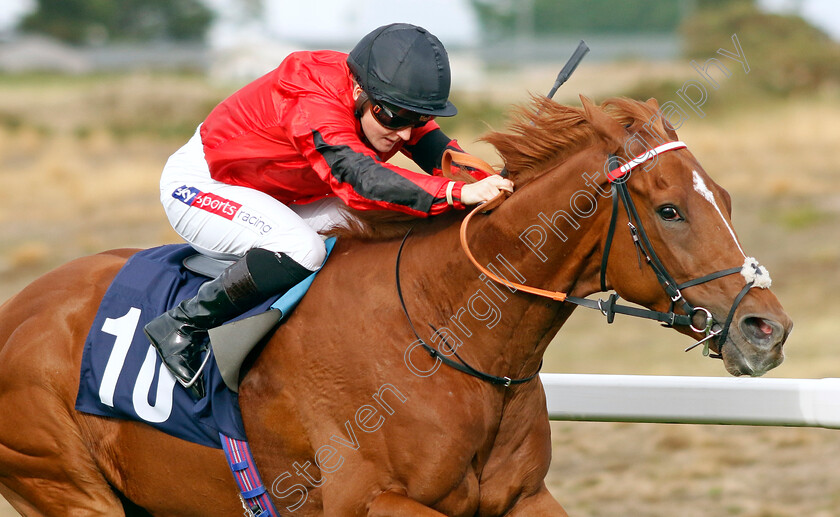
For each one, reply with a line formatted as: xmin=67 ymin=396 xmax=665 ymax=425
xmin=370 ymin=101 xmax=433 ymax=130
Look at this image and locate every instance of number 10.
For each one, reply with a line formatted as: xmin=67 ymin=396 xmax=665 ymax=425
xmin=97 ymin=307 xmax=177 ymax=423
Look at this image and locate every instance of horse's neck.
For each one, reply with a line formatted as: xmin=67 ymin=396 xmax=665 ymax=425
xmin=473 ymin=147 xmax=610 ymax=299
xmin=408 ymin=150 xmax=610 ymax=378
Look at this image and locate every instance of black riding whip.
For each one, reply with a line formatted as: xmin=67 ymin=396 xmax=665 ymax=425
xmin=546 ymin=40 xmax=590 ymax=100
xmin=499 ymin=40 xmax=590 ymax=178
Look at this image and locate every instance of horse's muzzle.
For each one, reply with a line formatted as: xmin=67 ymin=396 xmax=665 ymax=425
xmin=722 ymin=313 xmax=792 ymax=377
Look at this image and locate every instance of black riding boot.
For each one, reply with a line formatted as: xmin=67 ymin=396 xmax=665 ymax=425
xmin=144 ymin=248 xmax=312 ymax=396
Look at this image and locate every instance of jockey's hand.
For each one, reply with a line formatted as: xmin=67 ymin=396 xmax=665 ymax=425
xmin=460 ymin=175 xmax=514 ymax=205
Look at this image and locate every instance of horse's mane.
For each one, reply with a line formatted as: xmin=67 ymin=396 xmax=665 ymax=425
xmin=481 ymin=95 xmax=669 ymax=185
xmin=330 ymin=96 xmax=669 ymax=240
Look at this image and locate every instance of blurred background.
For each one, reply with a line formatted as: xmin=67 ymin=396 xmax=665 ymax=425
xmin=0 ymin=0 xmax=839 ymax=515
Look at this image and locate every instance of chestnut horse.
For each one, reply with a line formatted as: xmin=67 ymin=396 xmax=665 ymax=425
xmin=0 ymin=96 xmax=791 ymax=516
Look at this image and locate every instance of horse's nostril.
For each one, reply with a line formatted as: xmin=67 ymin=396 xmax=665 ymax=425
xmin=742 ymin=316 xmax=777 ymax=342
xmin=756 ymin=318 xmax=773 ymax=336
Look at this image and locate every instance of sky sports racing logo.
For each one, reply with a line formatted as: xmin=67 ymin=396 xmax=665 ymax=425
xmin=170 ymin=185 xmax=274 ymax=236
xmin=172 ymin=185 xmax=241 ymax=220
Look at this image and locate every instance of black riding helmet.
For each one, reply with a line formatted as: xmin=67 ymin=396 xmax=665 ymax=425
xmin=347 ymin=23 xmax=457 ymax=118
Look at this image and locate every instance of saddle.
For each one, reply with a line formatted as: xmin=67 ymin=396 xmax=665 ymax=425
xmin=181 ymin=243 xmax=335 ymax=393
xmin=180 ymin=252 xmax=280 ymax=393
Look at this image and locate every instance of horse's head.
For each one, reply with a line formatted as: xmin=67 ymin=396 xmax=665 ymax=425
xmin=482 ymin=95 xmax=791 ymax=376
xmin=578 ymin=95 xmax=792 ymax=376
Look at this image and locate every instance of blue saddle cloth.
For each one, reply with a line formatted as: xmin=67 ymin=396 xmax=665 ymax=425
xmin=74 ymin=241 xmax=333 ymax=449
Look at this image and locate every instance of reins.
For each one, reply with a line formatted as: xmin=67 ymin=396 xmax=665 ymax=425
xmin=443 ymin=151 xmax=572 ymax=301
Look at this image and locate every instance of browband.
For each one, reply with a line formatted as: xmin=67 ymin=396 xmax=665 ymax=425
xmin=607 ymin=141 xmax=687 ymax=182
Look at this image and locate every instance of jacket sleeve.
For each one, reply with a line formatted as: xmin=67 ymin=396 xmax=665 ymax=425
xmin=402 ymin=128 xmax=494 ymax=181
xmin=287 ymin=95 xmax=466 ymax=216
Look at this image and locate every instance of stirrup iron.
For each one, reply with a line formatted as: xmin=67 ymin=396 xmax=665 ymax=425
xmin=178 ymin=346 xmax=212 ymax=391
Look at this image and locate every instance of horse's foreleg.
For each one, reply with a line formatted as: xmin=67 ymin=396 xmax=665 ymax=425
xmin=506 ymin=485 xmax=569 ymax=517
xmin=367 ymin=492 xmax=447 ymax=517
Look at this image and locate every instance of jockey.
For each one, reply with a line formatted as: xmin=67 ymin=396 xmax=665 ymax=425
xmin=144 ymin=22 xmax=514 ymax=393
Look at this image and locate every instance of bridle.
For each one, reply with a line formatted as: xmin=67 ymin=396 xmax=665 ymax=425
xmin=396 ymin=143 xmax=769 ymax=388
xmin=596 ymin=143 xmax=763 ymax=357
xmin=457 ymin=142 xmax=770 ymax=360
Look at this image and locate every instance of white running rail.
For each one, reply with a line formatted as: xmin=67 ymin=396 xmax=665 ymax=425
xmin=541 ymin=373 xmax=840 ymax=429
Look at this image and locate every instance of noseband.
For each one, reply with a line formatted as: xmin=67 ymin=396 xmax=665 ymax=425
xmin=458 ymin=142 xmax=771 ymax=359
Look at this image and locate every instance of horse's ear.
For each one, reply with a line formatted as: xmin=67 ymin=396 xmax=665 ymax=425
xmin=661 ymin=118 xmax=680 ymax=141
xmin=579 ymin=94 xmax=627 ymax=150
xmin=646 ymin=97 xmax=680 ymax=141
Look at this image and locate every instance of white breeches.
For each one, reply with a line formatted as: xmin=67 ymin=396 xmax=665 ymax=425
xmin=159 ymin=127 xmax=350 ymax=271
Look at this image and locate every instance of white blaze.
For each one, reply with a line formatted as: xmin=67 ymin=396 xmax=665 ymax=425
xmin=692 ymin=170 xmax=746 ymax=258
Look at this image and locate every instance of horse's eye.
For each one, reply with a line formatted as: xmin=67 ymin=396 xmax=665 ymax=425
xmin=657 ymin=205 xmax=683 ymax=222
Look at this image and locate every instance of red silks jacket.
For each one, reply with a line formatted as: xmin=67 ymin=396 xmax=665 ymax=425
xmin=200 ymin=50 xmax=486 ymax=217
